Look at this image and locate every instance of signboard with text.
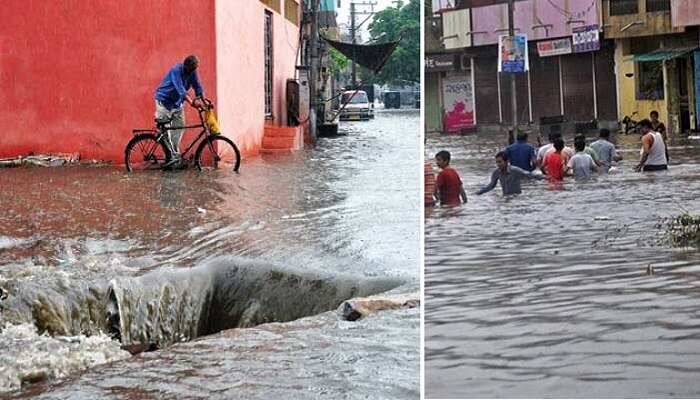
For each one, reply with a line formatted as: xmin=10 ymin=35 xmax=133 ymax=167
xmin=572 ymin=25 xmax=600 ymax=53
xmin=537 ymin=38 xmax=572 ymax=57
xmin=442 ymin=76 xmax=476 ymax=132
xmin=425 ymin=53 xmax=456 ymax=72
xmin=498 ymin=34 xmax=528 ymax=73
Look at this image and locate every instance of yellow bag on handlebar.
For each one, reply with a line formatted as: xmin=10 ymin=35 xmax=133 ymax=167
xmin=205 ymin=109 xmax=222 ymax=135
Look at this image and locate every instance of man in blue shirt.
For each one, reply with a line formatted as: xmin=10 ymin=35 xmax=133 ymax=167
xmin=505 ymin=132 xmax=536 ymax=171
xmin=154 ymin=55 xmax=204 ymax=160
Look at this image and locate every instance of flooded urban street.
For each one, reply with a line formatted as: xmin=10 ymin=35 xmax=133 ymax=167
xmin=425 ymin=132 xmax=700 ymax=398
xmin=0 ymin=109 xmax=420 ymax=398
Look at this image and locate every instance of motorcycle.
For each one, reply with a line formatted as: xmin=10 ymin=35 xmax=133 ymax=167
xmin=619 ymin=111 xmax=639 ymax=135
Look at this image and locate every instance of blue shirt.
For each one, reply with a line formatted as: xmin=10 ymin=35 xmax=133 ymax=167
xmin=505 ymin=140 xmax=536 ymax=171
xmin=154 ymin=63 xmax=204 ymax=110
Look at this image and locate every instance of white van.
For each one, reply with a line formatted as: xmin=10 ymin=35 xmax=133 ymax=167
xmin=339 ymin=90 xmax=372 ymax=121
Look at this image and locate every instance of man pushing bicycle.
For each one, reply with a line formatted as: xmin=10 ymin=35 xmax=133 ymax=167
xmin=154 ymin=54 xmax=205 ymax=166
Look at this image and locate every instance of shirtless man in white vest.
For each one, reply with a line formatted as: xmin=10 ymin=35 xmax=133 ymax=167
xmin=634 ymin=119 xmax=668 ymax=172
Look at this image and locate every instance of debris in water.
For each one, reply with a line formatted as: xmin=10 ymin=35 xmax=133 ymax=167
xmin=646 ymin=264 xmax=655 ymax=275
xmin=56 ymin=335 xmax=86 ymax=343
xmin=594 ymin=216 xmax=610 ymax=221
xmin=341 ymin=293 xmax=420 ymax=321
xmin=121 ymin=342 xmax=160 ymax=355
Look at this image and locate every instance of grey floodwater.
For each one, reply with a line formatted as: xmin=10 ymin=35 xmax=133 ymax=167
xmin=0 ymin=108 xmax=420 ymax=398
xmin=425 ymin=132 xmax=700 ymax=398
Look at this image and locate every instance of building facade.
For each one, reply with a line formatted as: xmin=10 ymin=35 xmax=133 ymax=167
xmin=1 ymin=0 xmax=305 ymax=163
xmin=426 ymin=0 xmax=619 ymax=136
xmin=604 ymin=0 xmax=699 ymax=134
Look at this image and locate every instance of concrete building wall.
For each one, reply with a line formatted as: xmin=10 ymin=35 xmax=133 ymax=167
xmin=671 ymin=0 xmax=700 ymax=27
xmin=0 ymin=1 xmax=217 ymax=163
xmin=471 ymin=0 xmax=599 ymax=46
xmin=216 ymin=1 xmax=301 ymax=157
xmin=1 ymin=0 xmax=302 ymax=163
xmin=614 ymin=39 xmax=668 ymax=126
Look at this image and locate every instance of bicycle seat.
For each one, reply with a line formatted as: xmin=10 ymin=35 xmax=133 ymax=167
xmin=155 ymin=116 xmax=173 ymax=126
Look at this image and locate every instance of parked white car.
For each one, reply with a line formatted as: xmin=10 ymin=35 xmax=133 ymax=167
xmin=339 ymin=90 xmax=372 ymax=121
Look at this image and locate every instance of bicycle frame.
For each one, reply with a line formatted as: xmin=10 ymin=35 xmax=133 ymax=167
xmin=155 ymin=106 xmax=217 ymax=159
xmin=126 ymin=97 xmax=239 ymax=172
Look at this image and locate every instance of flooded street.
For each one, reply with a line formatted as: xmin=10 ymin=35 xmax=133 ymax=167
xmin=425 ymin=132 xmax=700 ymax=398
xmin=0 ymin=109 xmax=420 ymax=398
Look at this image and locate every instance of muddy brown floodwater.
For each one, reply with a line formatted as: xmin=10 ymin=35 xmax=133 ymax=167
xmin=0 ymin=108 xmax=420 ymax=399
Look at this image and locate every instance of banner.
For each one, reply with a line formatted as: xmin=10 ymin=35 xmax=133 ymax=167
xmin=442 ymin=76 xmax=475 ymax=132
xmin=498 ymin=34 xmax=528 ymax=73
xmin=572 ymin=25 xmax=600 ymax=53
xmin=537 ymin=38 xmax=572 ymax=57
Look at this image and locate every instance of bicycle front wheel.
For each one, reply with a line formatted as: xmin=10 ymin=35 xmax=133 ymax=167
xmin=125 ymin=134 xmax=170 ymax=172
xmin=195 ymin=136 xmax=241 ymax=172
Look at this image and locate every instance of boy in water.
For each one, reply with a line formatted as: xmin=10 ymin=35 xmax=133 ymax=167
xmin=541 ymin=138 xmax=566 ymax=181
xmin=477 ymin=151 xmax=543 ymax=196
xmin=566 ymin=136 xmax=598 ymax=181
xmin=434 ymin=150 xmax=468 ymax=206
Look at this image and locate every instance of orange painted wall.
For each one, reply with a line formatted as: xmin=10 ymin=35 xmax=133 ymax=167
xmin=0 ymin=1 xmax=217 ymax=163
xmin=215 ymin=1 xmax=302 ymax=157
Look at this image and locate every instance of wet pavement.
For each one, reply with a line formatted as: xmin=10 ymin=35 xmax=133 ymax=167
xmin=425 ymin=132 xmax=700 ymax=398
xmin=0 ymin=108 xmax=420 ymax=398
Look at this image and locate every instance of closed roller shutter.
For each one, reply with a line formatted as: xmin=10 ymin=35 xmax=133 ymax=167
xmin=529 ymin=55 xmax=562 ymax=122
xmin=562 ymin=54 xmax=595 ymax=122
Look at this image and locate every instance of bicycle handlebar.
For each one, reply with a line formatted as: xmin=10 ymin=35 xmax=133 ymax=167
xmin=193 ymin=97 xmax=214 ymax=112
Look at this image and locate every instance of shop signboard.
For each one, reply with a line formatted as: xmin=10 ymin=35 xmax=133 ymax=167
xmin=572 ymin=24 xmax=600 ymax=53
xmin=537 ymin=38 xmax=572 ymax=57
xmin=442 ymin=76 xmax=476 ymax=132
xmin=425 ymin=53 xmax=456 ymax=72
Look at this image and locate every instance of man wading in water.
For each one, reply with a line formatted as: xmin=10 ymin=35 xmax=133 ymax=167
xmin=476 ymin=151 xmax=543 ymax=196
xmin=634 ymin=119 xmax=668 ymax=172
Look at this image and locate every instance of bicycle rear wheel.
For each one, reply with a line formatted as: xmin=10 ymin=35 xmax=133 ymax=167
xmin=125 ymin=134 xmax=170 ymax=172
xmin=195 ymin=136 xmax=241 ymax=171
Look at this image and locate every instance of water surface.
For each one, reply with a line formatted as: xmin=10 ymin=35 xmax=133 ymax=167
xmin=425 ymin=132 xmax=700 ymax=398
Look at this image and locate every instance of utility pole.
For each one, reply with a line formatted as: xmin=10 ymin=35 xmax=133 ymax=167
xmin=309 ymin=0 xmax=319 ymax=144
xmin=349 ymin=1 xmax=376 ymax=88
xmin=508 ymin=0 xmax=518 ymax=144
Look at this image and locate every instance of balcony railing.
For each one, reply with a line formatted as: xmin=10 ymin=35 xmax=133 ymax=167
xmin=646 ymin=0 xmax=670 ymax=12
xmin=610 ymin=0 xmax=638 ymax=16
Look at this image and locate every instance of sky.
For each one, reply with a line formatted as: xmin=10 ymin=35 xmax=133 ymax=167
xmin=335 ymin=0 xmax=400 ymax=42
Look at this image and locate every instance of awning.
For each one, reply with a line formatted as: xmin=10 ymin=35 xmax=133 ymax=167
xmin=322 ymin=36 xmax=402 ymax=74
xmin=632 ymin=46 xmax=699 ymax=62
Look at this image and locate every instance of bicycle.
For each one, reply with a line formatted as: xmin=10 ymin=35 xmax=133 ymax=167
xmin=124 ymin=98 xmax=241 ymax=172
xmin=619 ymin=111 xmax=639 ymax=135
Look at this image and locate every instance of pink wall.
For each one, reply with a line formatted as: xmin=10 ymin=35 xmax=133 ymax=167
xmin=471 ymin=0 xmax=599 ymax=46
xmin=671 ymin=0 xmax=700 ymax=27
xmin=215 ymin=1 xmax=301 ymax=157
xmin=0 ymin=1 xmax=217 ymax=163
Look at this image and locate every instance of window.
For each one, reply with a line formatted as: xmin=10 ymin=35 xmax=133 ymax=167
xmin=285 ymin=0 xmax=299 ymax=26
xmin=646 ymin=0 xmax=670 ymax=12
xmin=265 ymin=11 xmax=273 ymax=117
xmin=636 ymin=61 xmax=664 ymax=100
xmin=259 ymin=0 xmax=281 ymax=13
xmin=610 ymin=0 xmax=638 ymax=15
